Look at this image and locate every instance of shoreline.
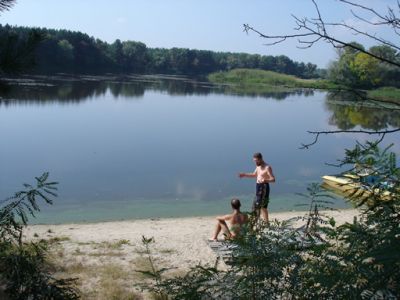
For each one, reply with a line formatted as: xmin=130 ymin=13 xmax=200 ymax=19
xmin=25 ymin=208 xmax=360 ymax=266
xmin=29 ymin=207 xmax=356 ymax=226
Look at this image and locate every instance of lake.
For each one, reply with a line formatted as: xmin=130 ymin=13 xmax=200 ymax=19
xmin=1 ymin=75 xmax=399 ymax=223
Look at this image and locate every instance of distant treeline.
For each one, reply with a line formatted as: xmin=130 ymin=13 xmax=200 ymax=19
xmin=0 ymin=24 xmax=321 ymax=78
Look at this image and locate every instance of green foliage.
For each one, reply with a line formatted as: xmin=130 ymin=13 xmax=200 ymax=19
xmin=351 ymin=53 xmax=381 ymax=86
xmin=142 ymin=186 xmax=336 ymax=299
xmin=57 ymin=39 xmax=74 ymax=63
xmin=0 ymin=25 xmax=43 ymax=74
xmin=291 ymin=141 xmax=400 ymax=299
xmin=0 ymin=24 xmax=319 ymax=78
xmin=0 ymin=173 xmax=80 ymax=299
xmin=209 ymin=68 xmax=306 ymax=85
xmin=328 ymin=43 xmax=363 ymax=87
xmin=295 ymin=183 xmax=336 ymax=238
xmin=208 ymin=68 xmax=335 ymax=91
xmin=142 ymin=141 xmax=400 ymax=299
xmin=368 ymin=87 xmax=400 ymax=104
xmin=121 ymin=41 xmax=147 ymax=73
xmin=340 ymin=142 xmax=399 ymax=206
xmin=0 ymin=172 xmax=58 ymax=244
xmin=0 ymin=241 xmax=79 ymax=300
xmin=328 ymin=42 xmax=400 ymax=89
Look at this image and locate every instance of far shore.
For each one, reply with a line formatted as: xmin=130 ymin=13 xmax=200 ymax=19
xmin=24 ymin=209 xmax=360 ymax=298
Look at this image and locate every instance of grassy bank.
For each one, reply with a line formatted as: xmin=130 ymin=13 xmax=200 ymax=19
xmin=368 ymin=87 xmax=400 ymax=104
xmin=208 ymin=68 xmax=336 ymax=91
xmin=208 ymin=69 xmax=400 ymax=104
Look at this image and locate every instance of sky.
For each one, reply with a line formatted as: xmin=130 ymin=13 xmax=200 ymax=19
xmin=0 ymin=0 xmax=396 ymax=68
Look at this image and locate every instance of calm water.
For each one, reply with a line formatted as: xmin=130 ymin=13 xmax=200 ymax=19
xmin=1 ymin=75 xmax=399 ymax=223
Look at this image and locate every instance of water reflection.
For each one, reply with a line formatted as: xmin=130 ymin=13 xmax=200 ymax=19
xmin=325 ymin=92 xmax=400 ymax=130
xmin=0 ymin=75 xmax=313 ymax=106
xmin=3 ymin=76 xmax=399 ymax=132
xmin=2 ymin=76 xmax=399 ymax=223
xmin=2 ymin=76 xmax=399 ymax=132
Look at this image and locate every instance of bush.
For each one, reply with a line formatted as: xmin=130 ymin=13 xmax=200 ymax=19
xmin=0 ymin=172 xmax=79 ymax=299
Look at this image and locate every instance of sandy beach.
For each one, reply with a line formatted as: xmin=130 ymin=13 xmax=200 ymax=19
xmin=24 ymin=209 xmax=360 ymax=299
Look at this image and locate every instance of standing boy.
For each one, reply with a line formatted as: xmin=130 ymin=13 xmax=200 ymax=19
xmin=239 ymin=152 xmax=275 ymax=222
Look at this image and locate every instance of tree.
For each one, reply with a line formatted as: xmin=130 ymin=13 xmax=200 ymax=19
xmin=0 ymin=1 xmax=44 ymax=75
xmin=122 ymin=40 xmax=147 ymax=72
xmin=111 ymin=39 xmax=123 ymax=70
xmin=57 ymin=39 xmax=74 ymax=62
xmin=351 ymin=52 xmax=381 ymax=87
xmin=243 ymin=0 xmax=400 ymax=146
xmin=0 ymin=25 xmax=43 ymax=75
xmin=328 ymin=43 xmax=400 ymax=88
xmin=328 ymin=42 xmax=364 ymax=87
xmin=369 ymin=45 xmax=400 ymax=87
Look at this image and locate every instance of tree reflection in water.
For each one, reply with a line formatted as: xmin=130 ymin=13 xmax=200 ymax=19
xmin=1 ymin=76 xmax=399 ymax=133
xmin=0 ymin=74 xmax=314 ymax=106
xmin=325 ymin=91 xmax=400 ymax=131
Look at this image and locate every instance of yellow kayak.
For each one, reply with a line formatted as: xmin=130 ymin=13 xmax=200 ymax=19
xmin=321 ymin=174 xmax=393 ymax=202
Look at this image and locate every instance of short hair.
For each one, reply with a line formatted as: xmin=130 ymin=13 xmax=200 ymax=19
xmin=253 ymin=152 xmax=263 ymax=160
xmin=231 ymin=198 xmax=241 ymax=209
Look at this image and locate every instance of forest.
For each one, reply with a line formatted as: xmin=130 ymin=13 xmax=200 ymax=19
xmin=0 ymin=24 xmax=320 ymax=78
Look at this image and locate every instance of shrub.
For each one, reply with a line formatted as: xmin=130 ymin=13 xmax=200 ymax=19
xmin=0 ymin=172 xmax=79 ymax=299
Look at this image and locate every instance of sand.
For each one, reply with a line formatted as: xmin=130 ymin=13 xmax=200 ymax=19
xmin=25 ymin=209 xmax=360 ymax=269
xmin=23 ymin=209 xmax=360 ymax=299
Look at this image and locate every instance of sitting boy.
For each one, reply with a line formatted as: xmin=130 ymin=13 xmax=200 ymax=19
xmin=210 ymin=198 xmax=248 ymax=241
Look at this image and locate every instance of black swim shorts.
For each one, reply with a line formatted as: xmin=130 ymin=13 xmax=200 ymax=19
xmin=253 ymin=182 xmax=270 ymax=210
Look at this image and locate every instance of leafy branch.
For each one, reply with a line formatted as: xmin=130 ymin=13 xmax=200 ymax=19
xmin=0 ymin=173 xmax=80 ymax=299
xmin=0 ymin=172 xmax=58 ymax=244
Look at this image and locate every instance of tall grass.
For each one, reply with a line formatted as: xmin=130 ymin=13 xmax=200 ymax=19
xmin=208 ymin=68 xmax=335 ymax=89
xmin=368 ymin=87 xmax=400 ymax=103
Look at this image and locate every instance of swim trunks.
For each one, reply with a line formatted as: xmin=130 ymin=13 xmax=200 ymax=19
xmin=253 ymin=182 xmax=270 ymax=210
